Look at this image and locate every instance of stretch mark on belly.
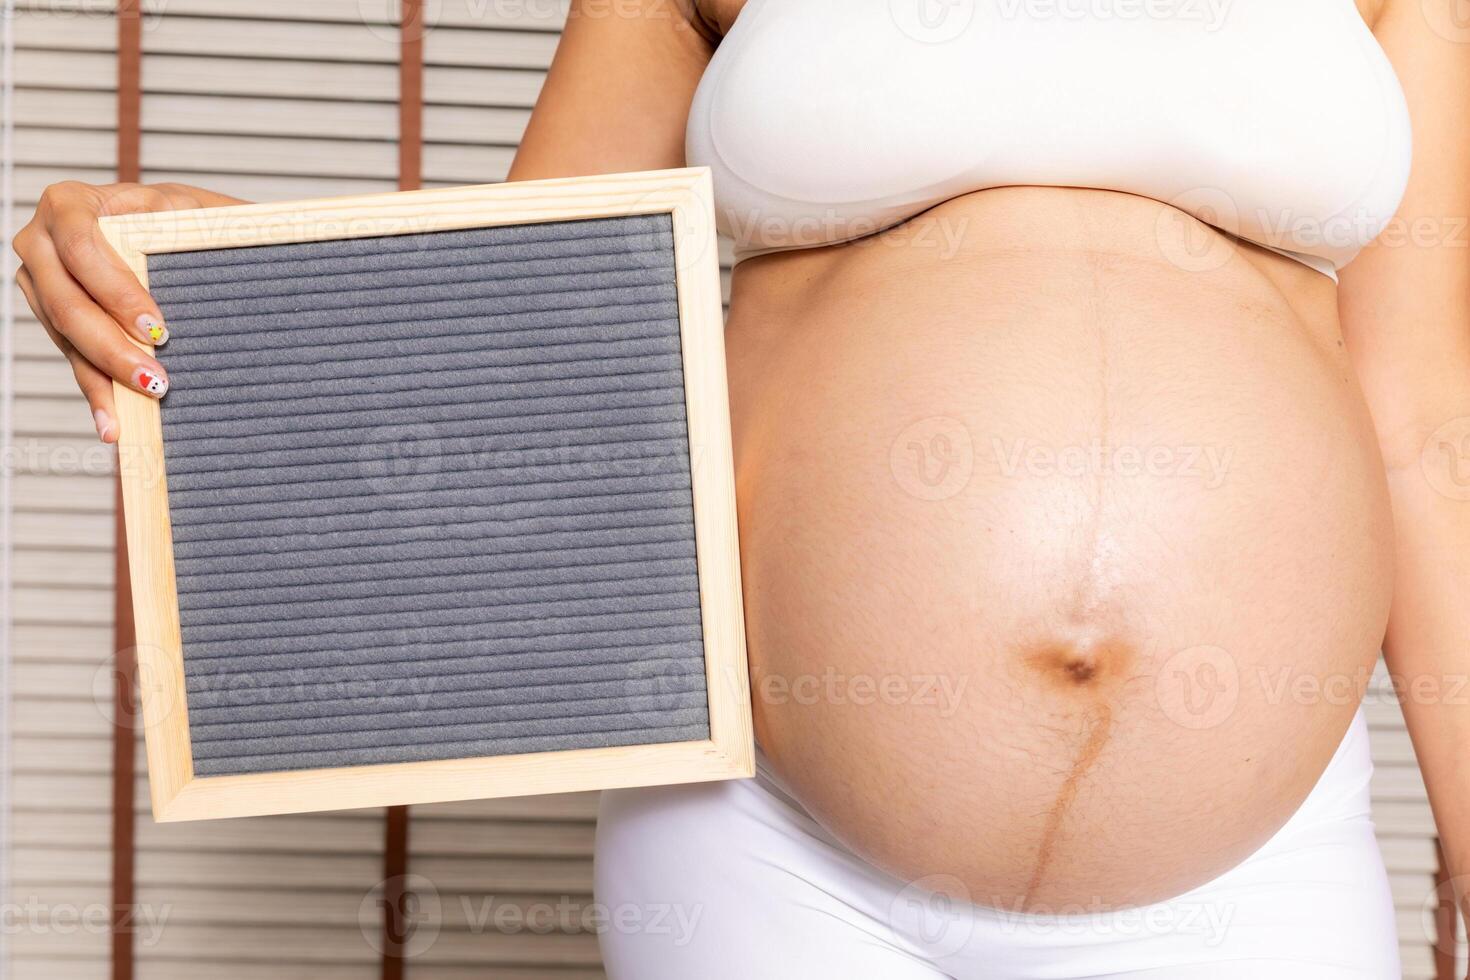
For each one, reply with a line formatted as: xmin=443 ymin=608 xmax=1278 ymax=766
xmin=1022 ymin=252 xmax=1130 ymax=906
xmin=1023 ymin=700 xmax=1114 ymax=906
xmin=1018 ymin=638 xmax=1135 ymax=906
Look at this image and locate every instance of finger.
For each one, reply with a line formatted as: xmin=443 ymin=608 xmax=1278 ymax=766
xmin=38 ymin=182 xmax=169 ymax=346
xmin=17 ymin=266 xmax=120 ymax=443
xmin=20 ymin=255 xmax=170 ymax=400
xmin=48 ymin=323 xmax=121 ymax=444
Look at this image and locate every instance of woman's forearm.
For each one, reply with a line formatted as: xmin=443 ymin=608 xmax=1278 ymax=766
xmin=506 ymin=0 xmax=712 ymax=183
xmin=1336 ymin=0 xmax=1470 ymax=934
xmin=1382 ymin=441 xmax=1470 ymax=922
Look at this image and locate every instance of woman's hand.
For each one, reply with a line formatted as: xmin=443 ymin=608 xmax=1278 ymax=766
xmin=12 ymin=181 xmax=247 ymax=443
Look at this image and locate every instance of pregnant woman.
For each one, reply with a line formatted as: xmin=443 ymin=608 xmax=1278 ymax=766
xmin=13 ymin=0 xmax=1470 ymax=976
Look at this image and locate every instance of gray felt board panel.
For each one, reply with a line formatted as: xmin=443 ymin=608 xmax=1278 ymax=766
xmin=148 ymin=213 xmax=712 ymax=777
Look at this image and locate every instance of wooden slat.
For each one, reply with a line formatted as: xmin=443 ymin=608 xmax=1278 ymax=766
xmin=15 ymin=398 xmax=100 ymax=438
xmin=146 ymin=56 xmax=396 ymax=101
xmin=140 ymin=94 xmax=398 ymax=139
xmin=10 ymin=90 xmax=114 ymax=130
xmin=12 ymin=586 xmax=113 ymax=626
xmin=134 ymin=885 xmax=395 ymax=926
xmin=411 ymin=970 xmax=602 ymax=980
xmin=13 ymin=811 xmax=114 ymax=846
xmin=13 ymin=474 xmax=113 ymax=512
xmin=132 ymin=966 xmax=376 ymax=980
xmin=14 ymin=357 xmax=95 ymax=397
xmin=5 ymin=437 xmax=114 ymax=478
xmin=11 ymin=128 xmax=116 ymax=169
xmin=16 ymin=0 xmax=571 ymax=31
xmin=17 ymin=0 xmax=383 ymax=17
xmin=1382 ymin=836 xmax=1442 ymax=875
xmin=429 ymin=0 xmax=569 ymax=30
xmin=409 ymin=857 xmax=592 ymax=896
xmin=139 ymin=19 xmax=401 ymax=63
xmin=410 ymin=820 xmax=593 ymax=858
xmin=14 ymin=549 xmax=114 ymax=588
xmin=11 ymin=737 xmax=112 ymax=776
xmin=413 ymin=793 xmax=600 ymax=822
xmin=10 ymin=50 xmax=117 ymax=92
xmin=424 ymin=104 xmax=529 ymax=144
xmin=1376 ymin=764 xmax=1432 ymax=802
xmin=421 ymin=142 xmax=514 ymax=183
xmin=422 ymin=27 xmax=557 ymax=68
xmin=12 ymin=661 xmax=112 ymax=700
xmin=11 ymin=514 xmax=115 ymax=551
xmin=5 ymin=301 xmax=52 ymax=334
xmin=12 ymin=773 xmax=122 ymax=812
xmin=11 ymin=698 xmax=116 ymax=740
xmin=140 ymin=171 xmax=396 ymax=203
xmin=398 ymin=930 xmax=602 ymax=967
xmin=1372 ymin=724 xmax=1423 ymax=764
xmin=143 ymin=132 xmax=396 ymax=179
xmin=1378 ymin=799 xmax=1441 ymax=837
xmin=13 ymin=165 xmax=126 ymax=199
xmin=7 ymin=932 xmax=110 ymax=960
xmin=15 ymin=846 xmax=383 ymax=890
xmin=135 ymin=816 xmax=386 ymax=853
xmin=13 ymin=10 xmax=115 ymax=51
xmin=11 ymin=926 xmax=377 ymax=962
xmin=425 ymin=66 xmax=544 ymax=108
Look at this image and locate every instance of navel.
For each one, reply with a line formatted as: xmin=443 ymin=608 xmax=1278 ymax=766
xmin=1020 ymin=637 xmax=1135 ymax=694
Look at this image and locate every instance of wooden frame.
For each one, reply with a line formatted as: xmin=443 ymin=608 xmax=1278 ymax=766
xmin=99 ymin=167 xmax=753 ymax=822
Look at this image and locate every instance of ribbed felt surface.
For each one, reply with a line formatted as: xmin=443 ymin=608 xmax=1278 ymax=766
xmin=150 ymin=214 xmax=711 ymax=776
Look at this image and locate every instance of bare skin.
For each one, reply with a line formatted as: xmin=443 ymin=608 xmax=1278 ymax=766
xmin=723 ymin=187 xmax=1392 ymax=908
xmin=16 ymin=0 xmax=1470 ymax=925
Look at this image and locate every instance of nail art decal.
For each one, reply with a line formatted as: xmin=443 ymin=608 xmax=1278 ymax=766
xmin=135 ymin=368 xmax=169 ymax=397
xmin=136 ymin=314 xmax=168 ymax=345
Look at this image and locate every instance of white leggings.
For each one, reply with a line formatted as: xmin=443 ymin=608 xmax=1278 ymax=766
xmin=595 ymin=710 xmax=1400 ymax=979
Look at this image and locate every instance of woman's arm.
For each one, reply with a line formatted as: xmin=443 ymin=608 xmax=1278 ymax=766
xmin=508 ymin=0 xmax=717 ymax=181
xmin=1338 ymin=0 xmax=1470 ymax=928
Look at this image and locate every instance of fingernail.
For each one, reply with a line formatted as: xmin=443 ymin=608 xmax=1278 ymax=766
xmin=136 ymin=314 xmax=168 ymax=346
xmin=93 ymin=408 xmax=116 ymax=443
xmin=133 ymin=366 xmax=169 ymax=398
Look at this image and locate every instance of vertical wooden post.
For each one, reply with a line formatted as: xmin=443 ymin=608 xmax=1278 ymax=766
xmin=398 ymin=0 xmax=424 ymax=193
xmin=112 ymin=4 xmax=142 ymax=978
xmin=381 ymin=804 xmax=412 ymax=980
xmin=383 ymin=3 xmax=423 ymax=978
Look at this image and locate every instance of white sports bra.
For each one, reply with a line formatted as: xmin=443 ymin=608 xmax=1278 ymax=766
xmin=685 ymin=0 xmax=1413 ymax=279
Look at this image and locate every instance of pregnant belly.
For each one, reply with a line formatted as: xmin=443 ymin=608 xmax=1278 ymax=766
xmin=723 ymin=188 xmax=1394 ymax=911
